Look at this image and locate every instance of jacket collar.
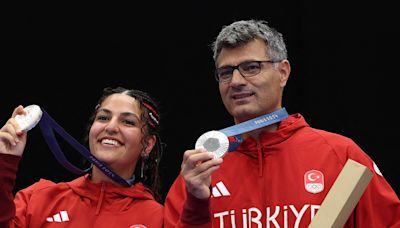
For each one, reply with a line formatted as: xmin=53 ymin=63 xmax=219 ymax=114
xmin=66 ymin=174 xmax=156 ymax=201
xmin=233 ymin=113 xmax=308 ymax=158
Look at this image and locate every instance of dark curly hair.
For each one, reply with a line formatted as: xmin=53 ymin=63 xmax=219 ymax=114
xmin=84 ymin=86 xmax=165 ymax=202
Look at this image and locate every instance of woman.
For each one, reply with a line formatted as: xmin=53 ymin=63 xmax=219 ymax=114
xmin=0 ymin=87 xmax=164 ymax=227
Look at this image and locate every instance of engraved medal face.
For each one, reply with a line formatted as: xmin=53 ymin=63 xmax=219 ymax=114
xmin=195 ymin=130 xmax=229 ymax=158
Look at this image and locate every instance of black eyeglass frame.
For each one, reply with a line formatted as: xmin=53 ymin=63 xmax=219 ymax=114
xmin=214 ymin=59 xmax=282 ymax=83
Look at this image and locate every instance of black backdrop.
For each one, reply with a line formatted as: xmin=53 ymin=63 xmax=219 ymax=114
xmin=1 ymin=1 xmax=399 ymax=201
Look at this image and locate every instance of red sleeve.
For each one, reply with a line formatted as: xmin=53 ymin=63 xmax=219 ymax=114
xmin=0 ymin=153 xmax=21 ymax=227
xmin=164 ymin=175 xmax=213 ymax=228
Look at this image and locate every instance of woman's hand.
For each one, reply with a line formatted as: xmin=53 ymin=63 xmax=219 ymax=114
xmin=0 ymin=105 xmax=28 ymax=156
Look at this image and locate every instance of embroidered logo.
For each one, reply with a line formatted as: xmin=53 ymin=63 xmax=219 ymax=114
xmin=212 ymin=181 xmax=231 ymax=197
xmin=304 ymin=170 xmax=324 ymax=194
xmin=46 ymin=210 xmax=70 ymax=222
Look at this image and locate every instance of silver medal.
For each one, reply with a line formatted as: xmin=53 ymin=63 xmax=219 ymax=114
xmin=195 ymin=130 xmax=229 ymax=158
xmin=15 ymin=104 xmax=43 ymax=132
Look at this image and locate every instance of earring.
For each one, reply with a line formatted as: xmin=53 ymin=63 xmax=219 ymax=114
xmin=140 ymin=151 xmax=149 ymax=179
xmin=84 ymin=163 xmax=93 ymax=173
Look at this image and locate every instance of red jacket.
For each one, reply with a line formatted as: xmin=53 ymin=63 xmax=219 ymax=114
xmin=164 ymin=114 xmax=400 ymax=228
xmin=0 ymin=154 xmax=163 ymax=228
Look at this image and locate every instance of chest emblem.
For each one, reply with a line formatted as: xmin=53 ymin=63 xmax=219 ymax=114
xmin=304 ymin=170 xmax=324 ymax=194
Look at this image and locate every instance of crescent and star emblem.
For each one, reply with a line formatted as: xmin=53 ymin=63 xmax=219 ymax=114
xmin=307 ymin=173 xmax=319 ymax=181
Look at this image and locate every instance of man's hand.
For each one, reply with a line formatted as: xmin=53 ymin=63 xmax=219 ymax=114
xmin=181 ymin=148 xmax=223 ymax=199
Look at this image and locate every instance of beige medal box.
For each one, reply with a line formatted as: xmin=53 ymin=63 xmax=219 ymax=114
xmin=308 ymin=159 xmax=373 ymax=228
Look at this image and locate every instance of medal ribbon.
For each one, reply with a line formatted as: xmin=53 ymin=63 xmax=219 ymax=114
xmin=219 ymin=108 xmax=289 ymax=151
xmin=38 ymin=109 xmax=134 ymax=186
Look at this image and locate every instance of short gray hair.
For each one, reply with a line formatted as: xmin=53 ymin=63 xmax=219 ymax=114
xmin=211 ymin=19 xmax=288 ymax=63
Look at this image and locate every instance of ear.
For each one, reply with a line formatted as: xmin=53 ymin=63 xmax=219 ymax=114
xmin=144 ymin=135 xmax=157 ymax=155
xmin=279 ymin=59 xmax=291 ymax=87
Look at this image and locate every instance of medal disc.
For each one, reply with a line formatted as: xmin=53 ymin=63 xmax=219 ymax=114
xmin=15 ymin=104 xmax=43 ymax=132
xmin=195 ymin=130 xmax=229 ymax=158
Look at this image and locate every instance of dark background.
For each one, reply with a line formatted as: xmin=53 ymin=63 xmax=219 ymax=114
xmin=1 ymin=1 xmax=399 ymax=202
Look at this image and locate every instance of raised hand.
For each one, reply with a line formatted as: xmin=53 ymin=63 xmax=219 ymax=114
xmin=0 ymin=105 xmax=28 ymax=156
xmin=180 ymin=148 xmax=223 ymax=199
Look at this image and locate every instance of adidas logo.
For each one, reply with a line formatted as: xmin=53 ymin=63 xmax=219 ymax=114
xmin=46 ymin=211 xmax=70 ymax=223
xmin=211 ymin=181 xmax=231 ymax=197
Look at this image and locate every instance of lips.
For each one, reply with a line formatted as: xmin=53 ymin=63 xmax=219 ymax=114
xmin=100 ymin=138 xmax=122 ymax=146
xmin=231 ymin=92 xmax=255 ymax=100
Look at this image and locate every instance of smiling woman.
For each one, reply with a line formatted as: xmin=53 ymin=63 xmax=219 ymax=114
xmin=0 ymin=86 xmax=165 ymax=228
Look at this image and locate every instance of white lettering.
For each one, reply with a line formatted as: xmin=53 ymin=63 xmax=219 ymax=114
xmin=289 ymin=205 xmax=309 ymax=228
xmin=213 ymin=204 xmax=321 ymax=228
xmin=283 ymin=205 xmax=288 ymax=228
xmin=214 ymin=211 xmax=229 ymax=228
xmin=266 ymin=206 xmax=280 ymax=228
xmin=254 ymin=114 xmax=279 ymax=125
xmin=231 ymin=210 xmax=236 ymax=228
xmin=242 ymin=209 xmax=247 ymax=228
xmin=248 ymin=207 xmax=262 ymax=228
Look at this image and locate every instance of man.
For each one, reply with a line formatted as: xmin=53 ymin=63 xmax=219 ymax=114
xmin=164 ymin=19 xmax=400 ymax=227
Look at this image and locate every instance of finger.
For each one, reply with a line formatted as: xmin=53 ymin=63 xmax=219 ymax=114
xmin=183 ymin=151 xmax=216 ymax=170
xmin=9 ymin=105 xmax=28 ymax=135
xmin=181 ymin=148 xmax=207 ymax=169
xmin=182 ymin=148 xmax=207 ymax=163
xmin=185 ymin=159 xmax=222 ymax=177
xmin=8 ymin=117 xmax=25 ymax=136
xmin=182 ymin=156 xmax=223 ymax=182
xmin=190 ymin=157 xmax=223 ymax=177
xmin=195 ymin=164 xmax=221 ymax=181
xmin=0 ymin=128 xmax=18 ymax=146
xmin=11 ymin=105 xmax=25 ymax=118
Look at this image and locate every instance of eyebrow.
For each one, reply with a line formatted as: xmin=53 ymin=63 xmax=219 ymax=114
xmin=218 ymin=59 xmax=259 ymax=68
xmin=97 ymin=108 xmax=141 ymax=120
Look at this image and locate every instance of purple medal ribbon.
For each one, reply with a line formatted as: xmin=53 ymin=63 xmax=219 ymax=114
xmin=38 ymin=109 xmax=134 ymax=186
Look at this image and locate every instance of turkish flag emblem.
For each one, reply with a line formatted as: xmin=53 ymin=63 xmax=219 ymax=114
xmin=304 ymin=170 xmax=324 ymax=194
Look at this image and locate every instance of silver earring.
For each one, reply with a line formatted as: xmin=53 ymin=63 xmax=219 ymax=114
xmin=140 ymin=151 xmax=149 ymax=179
xmin=84 ymin=163 xmax=93 ymax=173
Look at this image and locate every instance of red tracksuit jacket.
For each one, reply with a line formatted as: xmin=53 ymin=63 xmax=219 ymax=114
xmin=164 ymin=114 xmax=400 ymax=228
xmin=0 ymin=154 xmax=163 ymax=228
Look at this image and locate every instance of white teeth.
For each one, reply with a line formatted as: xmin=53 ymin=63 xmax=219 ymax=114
xmin=101 ymin=139 xmax=120 ymax=146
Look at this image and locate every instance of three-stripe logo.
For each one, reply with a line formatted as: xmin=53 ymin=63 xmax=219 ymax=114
xmin=46 ymin=210 xmax=70 ymax=222
xmin=211 ymin=181 xmax=231 ymax=197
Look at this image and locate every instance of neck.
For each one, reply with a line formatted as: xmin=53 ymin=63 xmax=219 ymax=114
xmin=90 ymin=167 xmax=114 ymax=184
xmin=90 ymin=166 xmax=134 ymax=186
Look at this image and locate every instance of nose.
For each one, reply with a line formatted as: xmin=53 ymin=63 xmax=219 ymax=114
xmin=104 ymin=118 xmax=119 ymax=134
xmin=229 ymin=69 xmax=247 ymax=86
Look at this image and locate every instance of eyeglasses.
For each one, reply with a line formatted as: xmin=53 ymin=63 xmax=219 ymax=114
xmin=215 ymin=60 xmax=281 ymax=83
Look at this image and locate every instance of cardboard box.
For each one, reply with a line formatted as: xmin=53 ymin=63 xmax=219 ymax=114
xmin=308 ymin=159 xmax=373 ymax=228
